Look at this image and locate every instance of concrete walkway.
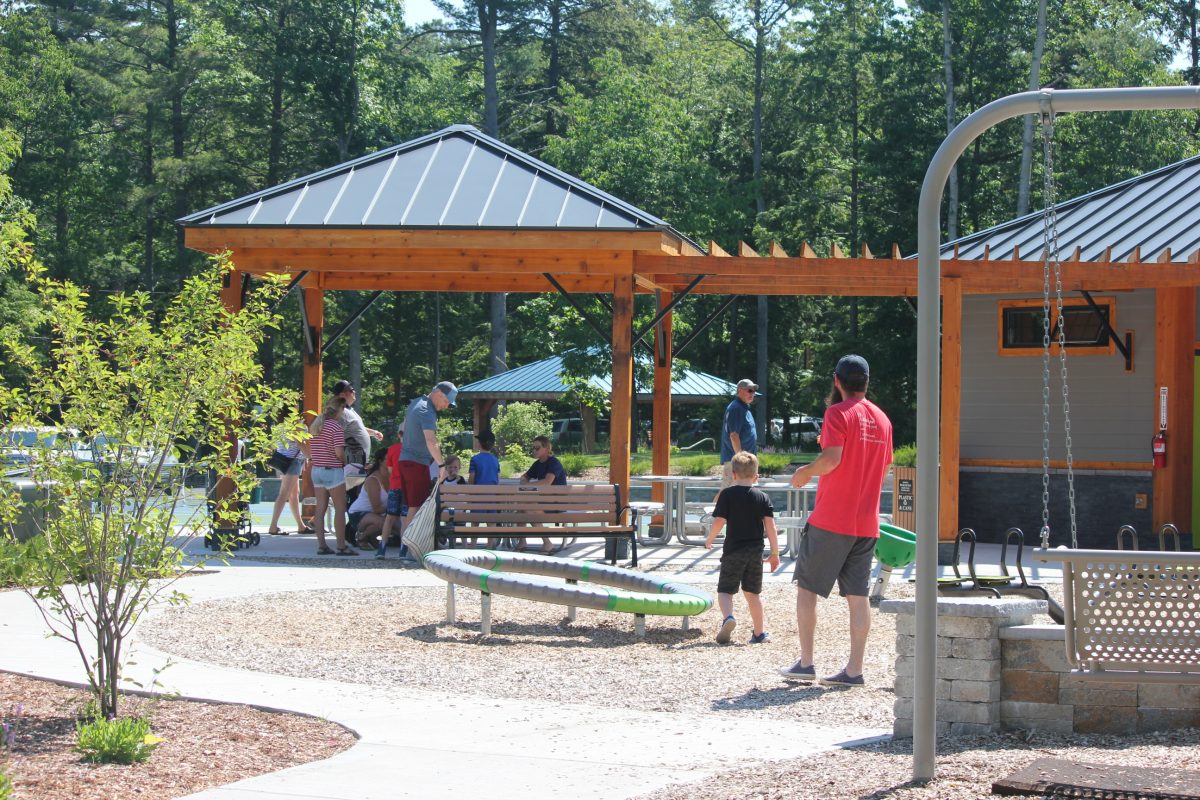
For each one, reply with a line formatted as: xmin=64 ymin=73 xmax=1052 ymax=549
xmin=0 ymin=531 xmax=901 ymax=800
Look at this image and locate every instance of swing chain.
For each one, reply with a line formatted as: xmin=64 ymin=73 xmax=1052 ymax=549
xmin=1040 ymin=112 xmax=1079 ymax=549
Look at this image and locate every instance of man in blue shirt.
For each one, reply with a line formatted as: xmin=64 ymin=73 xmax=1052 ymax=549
xmin=720 ymin=379 xmax=759 ymax=488
xmin=521 ymin=435 xmax=567 ymax=553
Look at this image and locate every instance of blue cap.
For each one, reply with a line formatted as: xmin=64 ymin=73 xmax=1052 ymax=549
xmin=835 ymin=355 xmax=869 ymax=380
xmin=434 ymin=381 xmax=458 ymax=406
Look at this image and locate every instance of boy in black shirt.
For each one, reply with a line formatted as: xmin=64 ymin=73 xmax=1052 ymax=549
xmin=704 ymin=451 xmax=781 ymax=644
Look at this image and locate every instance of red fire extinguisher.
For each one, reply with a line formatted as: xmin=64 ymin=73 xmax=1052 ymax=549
xmin=1152 ymin=430 xmax=1168 ymax=469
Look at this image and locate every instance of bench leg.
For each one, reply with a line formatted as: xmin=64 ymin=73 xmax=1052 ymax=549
xmin=634 ymin=613 xmax=646 ymax=639
xmin=681 ymin=616 xmax=689 ymax=631
xmin=445 ymin=583 xmax=456 ymax=624
xmin=566 ymin=579 xmax=577 ymax=622
xmin=480 ymin=592 xmax=492 ymax=635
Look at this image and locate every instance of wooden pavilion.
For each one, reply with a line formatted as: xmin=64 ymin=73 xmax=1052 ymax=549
xmin=181 ymin=125 xmax=1200 ymax=540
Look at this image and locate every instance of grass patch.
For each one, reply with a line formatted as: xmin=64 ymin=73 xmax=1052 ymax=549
xmin=76 ymin=715 xmax=161 ymax=764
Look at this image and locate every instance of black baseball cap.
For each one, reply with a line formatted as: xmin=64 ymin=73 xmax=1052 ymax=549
xmin=332 ymin=379 xmax=355 ymax=395
xmin=835 ymin=355 xmax=870 ymax=380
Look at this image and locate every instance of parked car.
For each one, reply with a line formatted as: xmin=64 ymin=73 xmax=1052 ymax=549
xmin=770 ymin=416 xmax=823 ymax=447
xmin=674 ymin=418 xmax=714 ymax=447
xmin=0 ymin=427 xmax=64 ymax=475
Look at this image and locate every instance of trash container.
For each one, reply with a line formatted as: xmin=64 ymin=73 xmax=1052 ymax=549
xmin=604 ymin=537 xmax=630 ymax=561
xmin=249 ymin=484 xmax=263 ymax=504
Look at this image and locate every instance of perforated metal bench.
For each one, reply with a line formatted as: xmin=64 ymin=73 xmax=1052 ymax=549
xmin=1034 ymin=548 xmax=1200 ymax=684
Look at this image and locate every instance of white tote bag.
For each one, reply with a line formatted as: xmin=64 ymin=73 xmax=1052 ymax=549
xmin=401 ymin=478 xmax=442 ymax=564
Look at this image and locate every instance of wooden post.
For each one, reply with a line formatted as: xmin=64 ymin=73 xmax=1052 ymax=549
xmin=939 ymin=277 xmax=962 ymax=541
xmin=610 ymin=272 xmax=634 ymax=511
xmin=473 ymin=399 xmax=496 ymax=437
xmin=214 ymin=268 xmax=245 ymax=528
xmin=652 ymin=291 xmax=673 ymax=503
xmin=1153 ymin=287 xmax=1195 ymax=533
xmin=301 ymin=284 xmax=324 ymax=502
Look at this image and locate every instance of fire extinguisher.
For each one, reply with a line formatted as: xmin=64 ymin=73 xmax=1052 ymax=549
xmin=1152 ymin=430 xmax=1168 ymax=469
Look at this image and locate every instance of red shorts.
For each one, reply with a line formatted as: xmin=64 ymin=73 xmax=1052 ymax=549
xmin=396 ymin=460 xmax=433 ymax=510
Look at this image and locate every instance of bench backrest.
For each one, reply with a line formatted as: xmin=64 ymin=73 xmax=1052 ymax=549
xmin=1055 ymin=549 xmax=1200 ymax=678
xmin=439 ymin=483 xmax=625 ymax=526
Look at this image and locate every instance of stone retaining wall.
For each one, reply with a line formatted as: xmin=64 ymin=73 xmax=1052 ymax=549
xmin=881 ymin=598 xmax=1200 ymax=738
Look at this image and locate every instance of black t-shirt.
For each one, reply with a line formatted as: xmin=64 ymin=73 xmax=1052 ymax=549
xmin=713 ymin=484 xmax=774 ymax=549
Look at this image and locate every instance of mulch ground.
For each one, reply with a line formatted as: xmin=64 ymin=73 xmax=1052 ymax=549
xmin=0 ymin=671 xmax=356 ymax=800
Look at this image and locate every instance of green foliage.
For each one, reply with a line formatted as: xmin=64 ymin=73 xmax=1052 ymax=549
xmin=491 ymin=402 xmax=551 ymax=457
xmin=500 ymin=454 xmax=534 ymax=477
xmin=676 ymin=454 xmax=719 ymax=477
xmin=0 ymin=770 xmax=10 ymax=800
xmin=893 ymin=443 xmax=917 ymax=468
xmin=76 ymin=715 xmax=161 ymax=765
xmin=756 ymin=453 xmax=799 ymax=474
xmin=436 ymin=416 xmax=468 ymax=461
xmin=556 ymin=453 xmax=591 ymax=477
xmin=0 ymin=535 xmax=56 ymax=588
xmin=0 ymin=253 xmax=300 ymax=719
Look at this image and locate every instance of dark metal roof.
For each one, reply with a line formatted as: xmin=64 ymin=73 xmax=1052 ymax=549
xmin=457 ymin=351 xmax=737 ymax=403
xmin=943 ymin=153 xmax=1200 ymax=262
xmin=179 ymin=125 xmax=690 ymax=242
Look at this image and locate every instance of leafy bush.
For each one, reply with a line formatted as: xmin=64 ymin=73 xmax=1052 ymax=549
xmin=676 ymin=455 xmax=718 ymax=476
xmin=756 ymin=453 xmax=796 ymax=475
xmin=500 ymin=454 xmax=533 ymax=477
xmin=76 ymin=715 xmax=161 ymax=764
xmin=491 ymin=402 xmax=551 ymax=457
xmin=0 ymin=535 xmax=53 ymax=588
xmin=557 ymin=453 xmax=590 ymax=477
xmin=0 ymin=770 xmax=11 ymax=800
xmin=893 ymin=443 xmax=917 ymax=467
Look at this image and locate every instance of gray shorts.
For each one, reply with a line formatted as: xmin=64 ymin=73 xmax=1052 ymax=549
xmin=792 ymin=523 xmax=876 ymax=598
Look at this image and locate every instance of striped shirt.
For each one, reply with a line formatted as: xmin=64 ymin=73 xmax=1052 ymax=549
xmin=309 ymin=417 xmax=345 ymax=468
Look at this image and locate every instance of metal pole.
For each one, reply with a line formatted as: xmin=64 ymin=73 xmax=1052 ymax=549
xmin=914 ymin=85 xmax=1200 ymax=782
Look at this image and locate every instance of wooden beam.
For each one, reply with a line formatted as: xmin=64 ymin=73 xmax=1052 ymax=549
xmin=801 ymin=242 xmax=817 ymax=258
xmin=939 ymin=277 xmax=962 ymax=542
xmin=738 ymin=241 xmax=759 ymax=257
xmin=610 ymin=273 xmax=634 ymax=512
xmin=831 ymin=243 xmax=846 ymax=258
xmin=312 ymin=273 xmax=620 ymax=293
xmin=226 ymin=247 xmax=633 ymax=275
xmin=1153 ymin=287 xmax=1195 ymax=533
xmin=184 ymin=226 xmax=670 ymax=253
xmin=770 ymin=241 xmax=789 ymax=258
xmin=709 ymin=240 xmax=731 ymax=257
xmin=652 ymin=292 xmax=673 ymax=504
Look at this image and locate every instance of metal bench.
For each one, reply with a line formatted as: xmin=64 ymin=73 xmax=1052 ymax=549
xmin=1034 ymin=548 xmax=1200 ymax=684
xmin=439 ymin=483 xmax=638 ymax=566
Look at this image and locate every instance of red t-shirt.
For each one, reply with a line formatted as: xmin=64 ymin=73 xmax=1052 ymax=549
xmin=807 ymin=397 xmax=893 ymax=538
xmin=385 ymin=442 xmax=404 ymax=490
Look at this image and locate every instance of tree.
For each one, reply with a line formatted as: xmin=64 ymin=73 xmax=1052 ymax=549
xmin=0 ymin=248 xmax=300 ymax=718
xmin=491 ymin=401 xmax=551 ymax=459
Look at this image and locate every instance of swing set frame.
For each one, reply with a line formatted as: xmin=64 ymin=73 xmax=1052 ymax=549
xmin=913 ymin=86 xmax=1200 ymax=782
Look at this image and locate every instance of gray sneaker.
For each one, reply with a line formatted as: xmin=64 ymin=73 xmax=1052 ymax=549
xmin=819 ymin=669 xmax=865 ymax=687
xmin=749 ymin=632 xmax=770 ymax=644
xmin=716 ymin=615 xmax=736 ymax=644
xmin=778 ymin=660 xmax=816 ymax=683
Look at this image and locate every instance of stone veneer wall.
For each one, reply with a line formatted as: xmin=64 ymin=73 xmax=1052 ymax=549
xmin=882 ymin=598 xmax=1200 ymax=738
xmin=999 ymin=624 xmax=1200 ymax=734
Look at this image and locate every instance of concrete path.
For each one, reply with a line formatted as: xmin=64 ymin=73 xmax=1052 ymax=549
xmin=0 ymin=533 xmax=898 ymax=800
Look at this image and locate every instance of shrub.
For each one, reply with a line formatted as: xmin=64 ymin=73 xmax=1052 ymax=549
xmin=557 ymin=453 xmax=590 ymax=477
xmin=0 ymin=255 xmax=299 ymax=718
xmin=893 ymin=443 xmax=917 ymax=467
xmin=0 ymin=535 xmax=54 ymax=588
xmin=756 ymin=453 xmax=795 ymax=475
xmin=491 ymin=402 xmax=551 ymax=457
xmin=676 ymin=455 xmax=718 ymax=476
xmin=0 ymin=771 xmax=11 ymax=800
xmin=501 ymin=453 xmax=533 ymax=477
xmin=76 ymin=715 xmax=161 ymax=765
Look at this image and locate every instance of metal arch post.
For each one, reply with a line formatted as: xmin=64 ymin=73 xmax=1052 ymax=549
xmin=914 ymin=86 xmax=1200 ymax=783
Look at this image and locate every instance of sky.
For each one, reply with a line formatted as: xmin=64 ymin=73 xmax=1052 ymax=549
xmin=405 ymin=0 xmax=447 ymax=27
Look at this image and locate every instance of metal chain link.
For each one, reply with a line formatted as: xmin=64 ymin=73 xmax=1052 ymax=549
xmin=1040 ymin=114 xmax=1079 ymax=549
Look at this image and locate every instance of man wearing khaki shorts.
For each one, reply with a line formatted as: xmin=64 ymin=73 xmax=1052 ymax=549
xmin=779 ymin=355 xmax=892 ymax=687
xmin=719 ymin=379 xmax=759 ymax=488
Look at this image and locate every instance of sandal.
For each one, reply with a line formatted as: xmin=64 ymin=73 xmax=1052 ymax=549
xmin=268 ymin=528 xmax=289 ymax=536
xmin=302 ymin=524 xmax=315 ymax=534
xmin=316 ymin=545 xmax=335 ymax=555
xmin=335 ymin=546 xmax=358 ymax=556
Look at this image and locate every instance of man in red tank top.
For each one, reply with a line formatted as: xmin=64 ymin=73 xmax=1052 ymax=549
xmin=779 ymin=355 xmax=892 ymax=688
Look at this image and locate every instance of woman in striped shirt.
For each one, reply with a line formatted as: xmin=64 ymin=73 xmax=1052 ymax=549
xmin=304 ymin=396 xmax=355 ymax=555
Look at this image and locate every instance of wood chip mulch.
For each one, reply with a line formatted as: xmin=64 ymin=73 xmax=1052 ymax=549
xmin=0 ymin=671 xmax=356 ymax=800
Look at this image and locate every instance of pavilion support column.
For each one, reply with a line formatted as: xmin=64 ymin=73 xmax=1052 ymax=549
xmin=610 ymin=273 xmax=634 ymax=512
xmin=302 ymin=286 xmax=324 ymax=499
xmin=473 ymin=399 xmax=497 ymax=437
xmin=1153 ymin=287 xmax=1194 ymax=533
xmin=938 ymin=277 xmax=962 ymax=542
xmin=214 ymin=269 xmax=245 ymax=526
xmin=651 ymin=292 xmax=674 ymax=503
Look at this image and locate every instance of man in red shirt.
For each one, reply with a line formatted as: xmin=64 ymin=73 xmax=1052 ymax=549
xmin=780 ymin=355 xmax=892 ymax=687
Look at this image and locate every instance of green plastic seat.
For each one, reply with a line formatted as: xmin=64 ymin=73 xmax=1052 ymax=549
xmin=876 ymin=522 xmax=917 ymax=569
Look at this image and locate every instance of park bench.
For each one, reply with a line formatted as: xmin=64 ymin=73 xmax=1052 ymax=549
xmin=438 ymin=483 xmax=639 ymax=566
xmin=1034 ymin=547 xmax=1200 ymax=684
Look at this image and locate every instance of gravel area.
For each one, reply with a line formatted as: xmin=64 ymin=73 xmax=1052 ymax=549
xmin=633 ymin=727 xmax=1200 ymax=799
xmin=0 ymin=671 xmax=355 ymax=800
xmin=141 ymin=582 xmax=901 ymax=727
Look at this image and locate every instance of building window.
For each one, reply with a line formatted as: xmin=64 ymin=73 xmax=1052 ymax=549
xmin=998 ymin=298 xmax=1115 ymax=355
